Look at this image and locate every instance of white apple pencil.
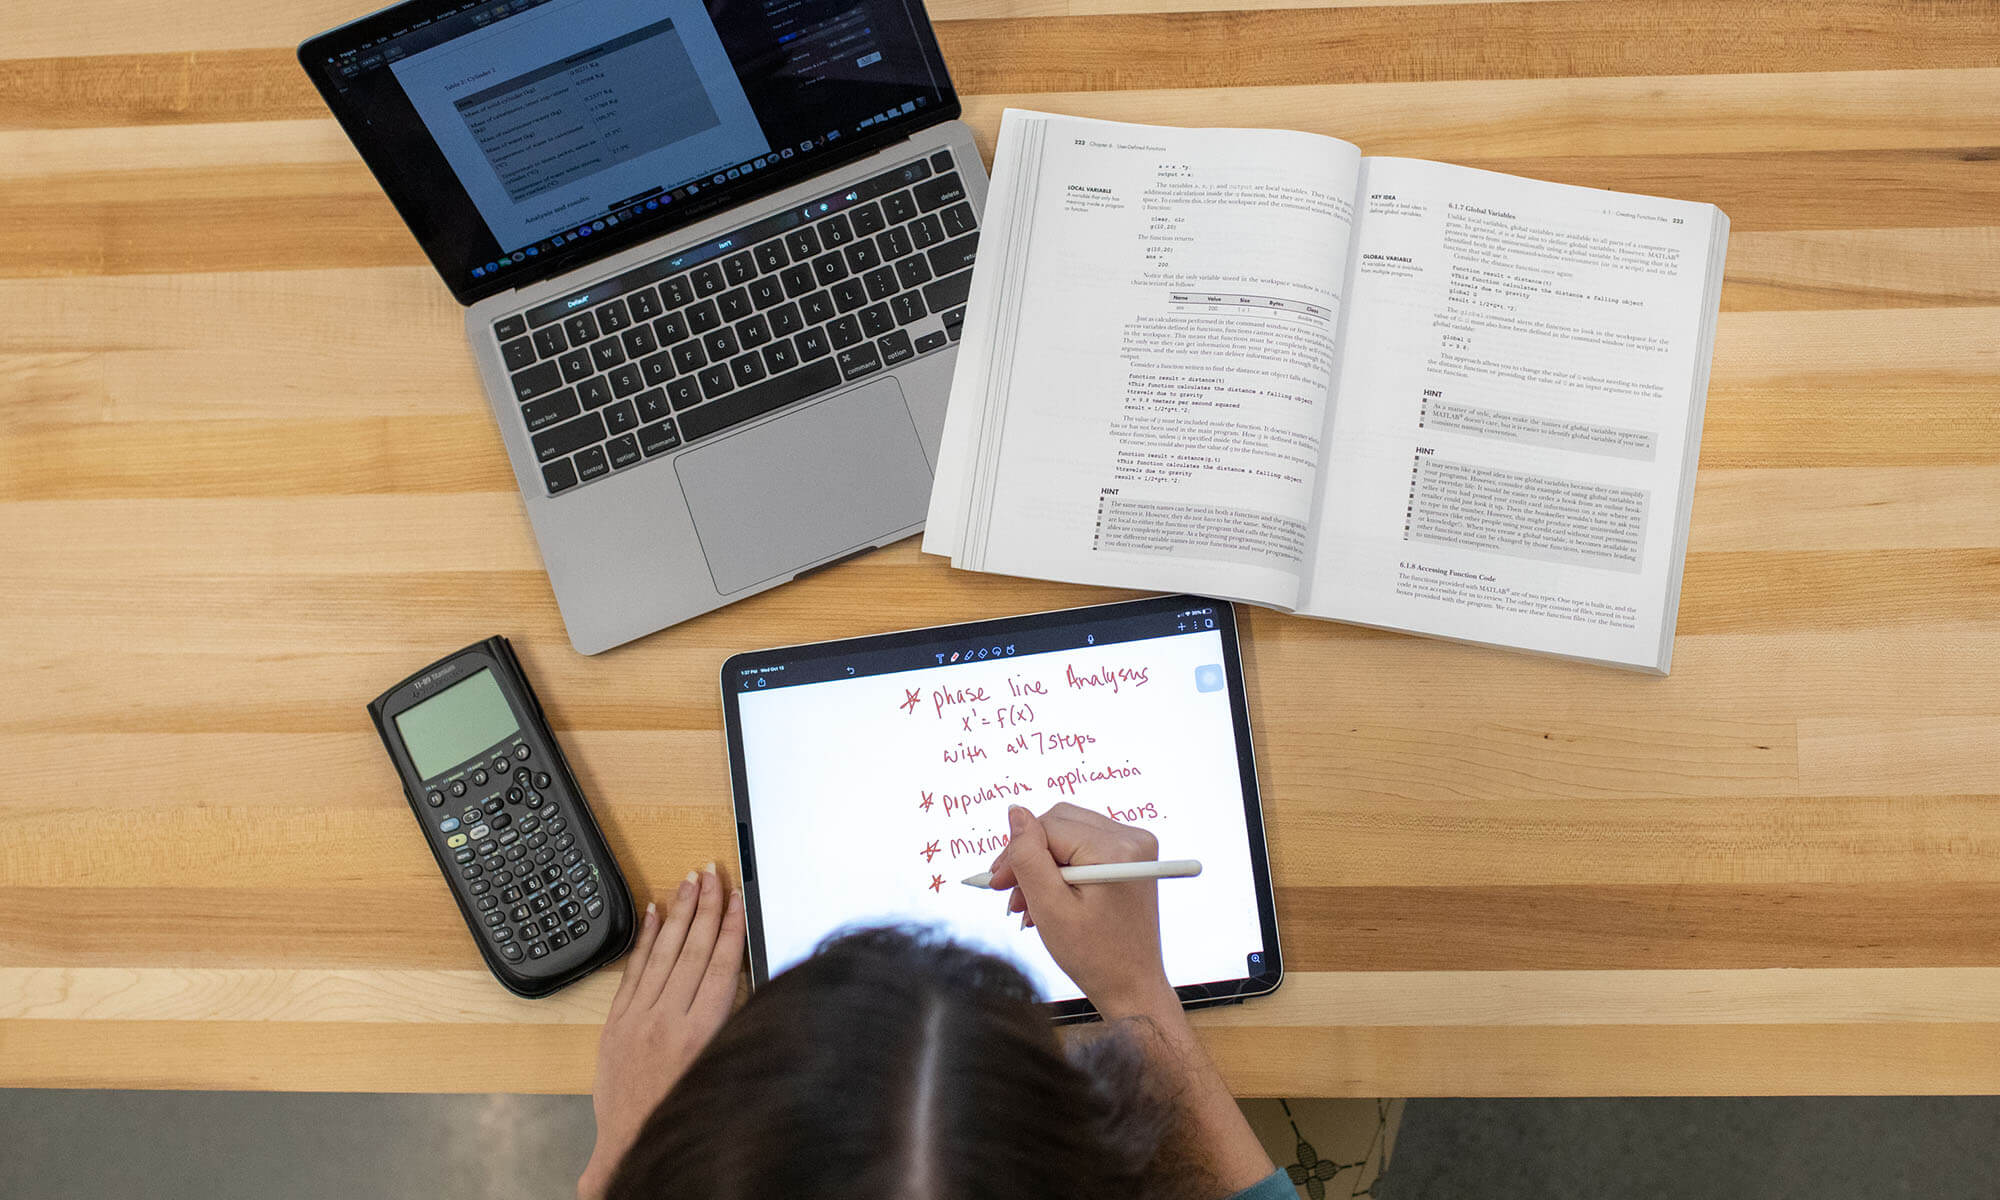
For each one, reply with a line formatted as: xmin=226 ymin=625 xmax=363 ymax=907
xmin=960 ymin=858 xmax=1203 ymax=889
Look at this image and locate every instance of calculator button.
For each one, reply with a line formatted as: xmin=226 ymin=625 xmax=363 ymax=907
xmin=514 ymin=768 xmax=532 ymax=787
xmin=548 ymin=932 xmax=570 ymax=949
xmin=528 ymin=942 xmax=549 ymax=959
xmin=499 ymin=830 xmax=520 ymax=847
xmin=472 ymin=769 xmax=488 ymax=786
xmin=470 ymin=879 xmax=490 ymax=895
xmin=490 ymin=813 xmax=512 ymax=831
xmin=503 ymin=886 xmax=523 ymax=902
xmin=521 ymin=874 xmax=541 ymax=893
xmin=518 ymin=816 xmax=539 ymax=834
xmin=462 ymin=806 xmax=481 ymax=824
xmin=493 ymin=869 xmax=514 ymax=886
xmin=450 ymin=780 xmax=466 ymax=797
xmin=425 ymin=790 xmax=443 ymax=808
xmin=489 ymin=756 xmax=506 ymax=774
xmin=478 ymin=895 xmax=498 ymax=911
xmin=501 ymin=943 xmax=525 ymax=962
xmin=535 ymin=772 xmax=552 ymax=789
xmin=577 ymin=880 xmax=598 ymax=899
xmin=538 ymin=803 xmax=559 ymax=820
xmin=482 ymin=797 xmax=504 ymax=815
xmin=562 ymin=849 xmax=583 ymax=867
xmin=447 ymin=833 xmax=468 ymax=849
xmin=585 ymin=898 xmax=604 ymax=919
xmin=460 ymin=865 xmax=481 ymax=880
xmin=453 ymin=847 xmax=474 ymax=864
xmin=507 ymin=787 xmax=524 ymax=804
xmin=515 ymin=744 xmax=532 ymax=760
xmin=485 ymin=911 xmax=506 ymax=928
xmin=544 ymin=865 xmax=565 ymax=883
xmin=534 ymin=848 xmax=555 ymax=865
xmin=510 ymin=904 xmax=532 ymax=922
xmin=532 ymin=894 xmax=553 ymax=914
xmin=505 ymin=845 xmax=526 ymax=861
xmin=568 ymin=863 xmax=590 ymax=882
xmin=493 ymin=927 xmax=514 ymax=943
xmin=540 ymin=914 xmax=563 ymax=935
xmin=559 ymin=901 xmax=581 ymax=920
xmin=555 ymin=833 xmax=575 ymax=851
xmin=567 ymin=920 xmax=590 ymax=939
xmin=439 ymin=818 xmax=460 ymax=834
xmin=549 ymin=882 xmax=571 ymax=901
xmin=481 ymin=855 xmax=503 ymax=872
xmin=470 ymin=825 xmax=490 ymax=841
xmin=548 ymin=819 xmax=568 ymax=836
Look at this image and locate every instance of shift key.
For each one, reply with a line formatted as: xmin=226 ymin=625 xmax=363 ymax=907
xmin=530 ymin=410 xmax=606 ymax=463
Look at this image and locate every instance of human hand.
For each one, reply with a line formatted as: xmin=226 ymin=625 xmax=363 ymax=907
xmin=985 ymin=803 xmax=1176 ymax=1020
xmin=577 ymin=864 xmax=745 ymax=1200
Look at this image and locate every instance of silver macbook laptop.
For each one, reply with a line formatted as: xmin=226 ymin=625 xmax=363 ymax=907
xmin=302 ymin=0 xmax=985 ymax=652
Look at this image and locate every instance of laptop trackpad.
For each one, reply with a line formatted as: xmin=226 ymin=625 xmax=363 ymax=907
xmin=674 ymin=379 xmax=933 ymax=595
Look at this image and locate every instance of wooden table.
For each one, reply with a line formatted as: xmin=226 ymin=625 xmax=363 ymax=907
xmin=5 ymin=0 xmax=1999 ymax=1096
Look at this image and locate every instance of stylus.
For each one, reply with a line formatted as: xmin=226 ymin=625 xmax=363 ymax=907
xmin=960 ymin=859 xmax=1204 ymax=889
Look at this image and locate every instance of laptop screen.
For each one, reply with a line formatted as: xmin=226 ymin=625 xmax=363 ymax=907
xmin=303 ymin=0 xmax=959 ymax=304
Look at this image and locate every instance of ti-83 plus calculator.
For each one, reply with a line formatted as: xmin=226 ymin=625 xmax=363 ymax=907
xmin=369 ymin=636 xmax=634 ymax=997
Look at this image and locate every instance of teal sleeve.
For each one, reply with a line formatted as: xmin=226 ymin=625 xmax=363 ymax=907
xmin=1222 ymin=1168 xmax=1296 ymax=1200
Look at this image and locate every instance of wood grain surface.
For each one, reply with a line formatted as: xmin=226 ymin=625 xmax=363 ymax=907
xmin=3 ymin=0 xmax=1997 ymax=1095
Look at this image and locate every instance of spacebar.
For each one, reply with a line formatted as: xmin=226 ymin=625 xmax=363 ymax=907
xmin=678 ymin=360 xmax=844 ymax=442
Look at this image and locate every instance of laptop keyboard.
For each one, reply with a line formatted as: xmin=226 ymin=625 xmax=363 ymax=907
xmin=490 ymin=149 xmax=978 ymax=497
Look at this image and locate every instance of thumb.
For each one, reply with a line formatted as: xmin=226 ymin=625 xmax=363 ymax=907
xmin=1003 ymin=806 xmax=1072 ymax=913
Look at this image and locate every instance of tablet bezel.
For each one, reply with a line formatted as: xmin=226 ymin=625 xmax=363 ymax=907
xmin=718 ymin=594 xmax=1284 ymax=1023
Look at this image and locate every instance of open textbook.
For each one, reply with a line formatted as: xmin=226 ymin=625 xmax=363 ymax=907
xmin=925 ymin=111 xmax=1729 ymax=672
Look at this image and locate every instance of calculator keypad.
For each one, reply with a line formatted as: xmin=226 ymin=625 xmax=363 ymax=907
xmin=420 ymin=736 xmax=605 ymax=971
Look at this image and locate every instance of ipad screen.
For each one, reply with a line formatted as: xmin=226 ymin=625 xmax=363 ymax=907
xmin=725 ymin=598 xmax=1275 ymax=1010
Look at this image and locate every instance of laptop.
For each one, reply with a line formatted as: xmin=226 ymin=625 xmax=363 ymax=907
xmin=301 ymin=0 xmax=985 ymax=653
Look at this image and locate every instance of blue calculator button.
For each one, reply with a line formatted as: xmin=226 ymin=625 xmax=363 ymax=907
xmin=439 ymin=817 xmax=461 ymax=833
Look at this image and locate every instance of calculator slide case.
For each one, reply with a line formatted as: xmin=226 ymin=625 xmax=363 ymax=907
xmin=369 ymin=636 xmax=635 ymax=997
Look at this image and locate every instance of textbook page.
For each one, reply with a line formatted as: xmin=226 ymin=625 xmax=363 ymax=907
xmin=1305 ymin=158 xmax=1724 ymax=668
xmin=925 ymin=111 xmax=1361 ymax=609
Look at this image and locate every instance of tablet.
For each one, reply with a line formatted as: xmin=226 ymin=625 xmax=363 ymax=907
xmin=721 ymin=595 xmax=1283 ymax=1020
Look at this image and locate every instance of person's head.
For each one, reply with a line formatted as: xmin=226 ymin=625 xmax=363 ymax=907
xmin=605 ymin=925 xmax=1193 ymax=1200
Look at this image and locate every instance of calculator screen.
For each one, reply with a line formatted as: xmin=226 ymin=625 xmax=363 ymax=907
xmin=395 ymin=668 xmax=520 ymax=779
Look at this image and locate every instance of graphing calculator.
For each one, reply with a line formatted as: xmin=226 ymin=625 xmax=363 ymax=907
xmin=369 ymin=636 xmax=634 ymax=997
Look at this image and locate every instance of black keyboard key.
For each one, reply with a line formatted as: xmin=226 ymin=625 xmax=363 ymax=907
xmin=532 ymin=325 xmax=567 ymax=359
xmin=812 ymin=252 xmax=848 ymax=286
xmin=563 ymin=312 xmax=599 ymax=345
xmin=604 ymin=399 xmax=639 ymax=434
xmin=621 ymin=324 xmax=657 ymax=358
xmin=930 ymin=149 xmax=955 ymax=172
xmin=703 ymin=327 xmax=739 ymax=360
xmin=511 ymin=360 xmax=562 ymax=402
xmin=627 ymin=287 xmax=663 ymax=320
xmin=637 ymin=388 xmax=673 ymax=422
xmin=942 ymin=202 xmax=978 ymax=237
xmin=754 ymin=241 xmax=788 ymax=273
xmin=877 ymin=225 xmax=913 ymax=261
xmin=762 ymin=339 xmax=798 ymax=374
xmin=638 ymin=419 xmax=680 ymax=456
xmin=863 ymin=266 xmax=899 ymax=302
xmin=748 ymin=277 xmax=784 ymax=309
xmin=661 ymin=275 xmax=693 ymax=308
xmin=679 ymin=359 xmax=841 ymax=441
xmin=895 ymin=254 xmax=932 ymax=290
xmin=639 ymin=352 xmax=676 ymax=387
xmin=542 ymin=458 xmax=578 ymax=494
xmin=828 ymin=315 xmax=864 ymax=349
xmin=891 ymin=292 xmax=927 ymax=325
xmin=595 ymin=298 xmax=630 ymax=333
xmin=730 ymin=351 xmax=767 ymax=386
xmin=850 ymin=200 xmax=885 ymax=235
xmin=780 ymin=263 xmax=816 ymax=298
xmin=691 ymin=264 xmax=725 ymax=296
xmin=608 ymin=363 xmax=644 ymax=397
xmin=944 ymin=306 xmax=967 ymax=339
xmin=672 ymin=341 xmax=707 ymax=373
xmin=770 ymin=302 xmax=803 ymax=336
xmin=723 ymin=250 xmax=757 ymax=285
xmin=831 ymin=278 xmax=867 ymax=313
xmin=800 ymin=290 xmax=836 ymax=325
xmin=500 ymin=336 xmax=537 ymax=371
xmin=521 ymin=388 xmax=580 ymax=431
xmin=666 ymin=378 xmax=700 ymax=410
xmin=818 ymin=213 xmax=852 ymax=247
xmin=927 ymin=233 xmax=979 ymax=277
xmin=859 ymin=303 xmax=894 ymax=337
xmin=558 ymin=348 xmax=593 ymax=383
xmin=837 ymin=342 xmax=882 ymax=380
xmin=698 ymin=364 xmax=734 ymax=398
xmin=924 ymin=269 xmax=973 ymax=314
xmin=718 ymin=287 xmax=752 ymax=321
xmin=578 ymin=377 xmax=613 ymax=409
xmin=786 ymin=227 xmax=821 ymax=260
xmin=590 ymin=338 xmax=626 ymax=371
xmin=881 ymin=191 xmax=917 ymax=225
xmin=914 ymin=173 xmax=965 ymax=212
xmin=878 ymin=330 xmax=915 ymax=366
xmin=845 ymin=240 xmax=881 ymax=272
xmin=911 ymin=215 xmax=946 ymax=249
xmin=915 ymin=330 xmax=948 ymax=354
xmin=532 ymin=411 xmax=606 ymax=462
xmin=687 ymin=299 xmax=721 ymax=333
xmin=606 ymin=433 xmax=642 ymax=470
xmin=737 ymin=313 xmax=771 ymax=349
xmin=795 ymin=327 xmax=831 ymax=361
xmin=575 ymin=445 xmax=610 ymax=480
xmin=653 ymin=311 xmax=689 ymax=345
xmin=494 ymin=314 xmax=528 ymax=340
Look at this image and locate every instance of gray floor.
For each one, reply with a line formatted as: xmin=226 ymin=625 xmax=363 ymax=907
xmin=8 ymin=1091 xmax=2000 ymax=1199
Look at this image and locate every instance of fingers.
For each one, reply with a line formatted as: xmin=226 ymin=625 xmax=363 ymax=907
xmin=689 ymin=888 xmax=747 ymax=1027
xmin=608 ymin=900 xmax=662 ymax=1021
xmin=662 ymin=863 xmax=727 ymax=1013
xmin=1000 ymin=806 xmax=1074 ymax=920
xmin=632 ymin=868 xmax=701 ymax=1010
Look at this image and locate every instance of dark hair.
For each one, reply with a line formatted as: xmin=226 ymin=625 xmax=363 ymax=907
xmin=605 ymin=926 xmax=1200 ymax=1200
